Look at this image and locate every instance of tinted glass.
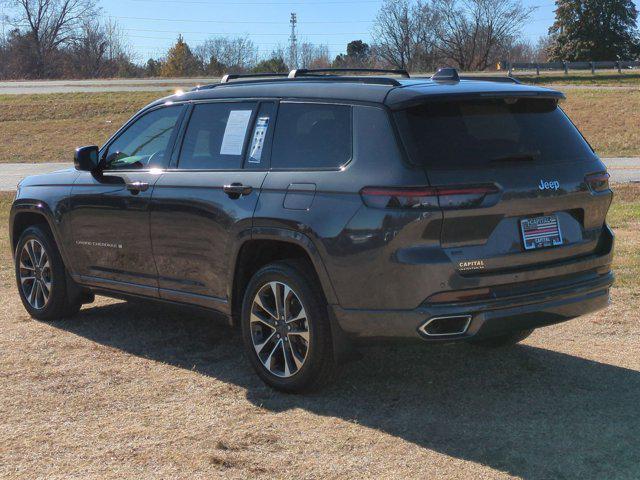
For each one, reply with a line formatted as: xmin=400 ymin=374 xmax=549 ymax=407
xmin=104 ymin=106 xmax=181 ymax=170
xmin=272 ymin=103 xmax=351 ymax=169
xmin=394 ymin=99 xmax=594 ymax=169
xmin=179 ymin=102 xmax=256 ymax=170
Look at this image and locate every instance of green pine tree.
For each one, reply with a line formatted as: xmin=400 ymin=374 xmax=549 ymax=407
xmin=547 ymin=0 xmax=640 ymax=61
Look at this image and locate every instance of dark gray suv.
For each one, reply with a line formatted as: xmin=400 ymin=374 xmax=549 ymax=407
xmin=10 ymin=68 xmax=614 ymax=392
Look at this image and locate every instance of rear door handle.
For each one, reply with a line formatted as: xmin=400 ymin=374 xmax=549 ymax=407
xmin=126 ymin=181 xmax=150 ymax=194
xmin=223 ymin=183 xmax=253 ymax=198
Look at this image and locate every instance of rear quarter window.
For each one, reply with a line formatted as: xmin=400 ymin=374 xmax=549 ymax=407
xmin=394 ymin=98 xmax=594 ymax=169
xmin=271 ymin=103 xmax=352 ymax=170
xmin=178 ymin=102 xmax=257 ymax=170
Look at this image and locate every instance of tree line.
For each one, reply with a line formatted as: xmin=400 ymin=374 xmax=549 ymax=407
xmin=0 ymin=0 xmax=638 ymax=79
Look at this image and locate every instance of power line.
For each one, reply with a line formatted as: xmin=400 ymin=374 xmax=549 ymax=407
xmin=122 ymin=30 xmax=368 ymax=36
xmin=127 ymin=35 xmax=348 ymax=46
xmin=109 ymin=15 xmax=373 ymax=24
xmin=129 ymin=0 xmax=383 ymax=4
xmin=123 ymin=29 xmax=360 ymax=40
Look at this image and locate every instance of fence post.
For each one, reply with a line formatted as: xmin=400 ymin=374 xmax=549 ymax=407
xmin=563 ymin=61 xmax=568 ymax=75
xmin=617 ymin=61 xmax=621 ymax=74
xmin=590 ymin=61 xmax=595 ymax=74
xmin=536 ymin=64 xmax=540 ymax=76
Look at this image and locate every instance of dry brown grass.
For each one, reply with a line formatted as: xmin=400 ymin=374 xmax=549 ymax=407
xmin=0 ymin=92 xmax=166 ymax=163
xmin=562 ymin=89 xmax=640 ymax=158
xmin=1 ymin=187 xmax=639 ymax=479
xmin=1 ymin=88 xmax=640 ymax=163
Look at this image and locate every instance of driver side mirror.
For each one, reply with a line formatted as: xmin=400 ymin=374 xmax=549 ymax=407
xmin=74 ymin=145 xmax=100 ymax=172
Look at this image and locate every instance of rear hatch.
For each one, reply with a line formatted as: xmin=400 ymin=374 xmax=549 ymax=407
xmin=393 ymin=95 xmax=612 ymax=276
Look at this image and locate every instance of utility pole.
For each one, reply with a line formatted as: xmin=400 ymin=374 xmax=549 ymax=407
xmin=1 ymin=3 xmax=6 ymax=42
xmin=289 ymin=12 xmax=298 ymax=69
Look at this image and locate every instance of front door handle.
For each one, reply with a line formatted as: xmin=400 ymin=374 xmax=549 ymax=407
xmin=126 ymin=181 xmax=150 ymax=194
xmin=223 ymin=183 xmax=253 ymax=198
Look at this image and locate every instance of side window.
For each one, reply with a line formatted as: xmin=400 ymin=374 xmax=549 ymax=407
xmin=178 ymin=102 xmax=257 ymax=170
xmin=271 ymin=103 xmax=352 ymax=169
xmin=103 ymin=106 xmax=182 ymax=170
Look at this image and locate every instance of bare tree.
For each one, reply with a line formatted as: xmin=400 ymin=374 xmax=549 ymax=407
xmin=372 ymin=0 xmax=420 ymax=70
xmin=432 ymin=0 xmax=533 ymax=71
xmin=195 ymin=36 xmax=258 ymax=73
xmin=372 ymin=0 xmax=443 ymax=71
xmin=298 ymin=42 xmax=330 ymax=68
xmin=7 ymin=0 xmax=98 ymax=77
xmin=65 ymin=18 xmax=135 ymax=78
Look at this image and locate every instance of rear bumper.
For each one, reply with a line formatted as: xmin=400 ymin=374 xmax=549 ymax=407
xmin=331 ymin=270 xmax=613 ymax=340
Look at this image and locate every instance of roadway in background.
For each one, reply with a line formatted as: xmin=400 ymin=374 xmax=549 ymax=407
xmin=1 ymin=77 xmax=640 ymax=95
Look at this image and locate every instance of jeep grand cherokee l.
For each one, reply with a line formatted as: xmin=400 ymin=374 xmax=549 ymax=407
xmin=10 ymin=68 xmax=614 ymax=392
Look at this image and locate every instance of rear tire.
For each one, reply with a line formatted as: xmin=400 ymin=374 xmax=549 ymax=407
xmin=241 ymin=260 xmax=335 ymax=393
xmin=15 ymin=225 xmax=83 ymax=321
xmin=471 ymin=329 xmax=534 ymax=348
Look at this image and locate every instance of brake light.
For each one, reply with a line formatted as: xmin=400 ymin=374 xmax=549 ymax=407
xmin=585 ymin=172 xmax=610 ymax=192
xmin=360 ymin=187 xmax=438 ymax=209
xmin=360 ymin=185 xmax=499 ymax=209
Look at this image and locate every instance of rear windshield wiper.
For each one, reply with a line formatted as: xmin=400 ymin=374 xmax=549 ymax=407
xmin=489 ymin=152 xmax=540 ymax=163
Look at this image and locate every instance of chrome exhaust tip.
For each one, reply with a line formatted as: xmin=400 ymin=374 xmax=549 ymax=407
xmin=419 ymin=315 xmax=472 ymax=337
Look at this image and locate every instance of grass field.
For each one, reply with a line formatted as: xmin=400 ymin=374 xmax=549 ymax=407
xmin=1 ymin=185 xmax=639 ymax=479
xmin=1 ymin=86 xmax=639 ymax=163
xmin=0 ymin=92 xmax=164 ymax=164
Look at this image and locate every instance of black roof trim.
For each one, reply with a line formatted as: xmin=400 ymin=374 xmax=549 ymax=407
xmin=289 ymin=68 xmax=410 ymax=79
xmin=460 ymin=75 xmax=521 ymax=84
xmin=192 ymin=68 xmax=410 ymax=90
xmin=220 ymin=72 xmax=289 ymax=83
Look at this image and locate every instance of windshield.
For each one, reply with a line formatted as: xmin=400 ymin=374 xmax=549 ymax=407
xmin=394 ymin=98 xmax=595 ymax=169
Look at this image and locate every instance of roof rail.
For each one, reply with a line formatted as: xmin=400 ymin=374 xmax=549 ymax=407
xmin=220 ymin=72 xmax=289 ymax=83
xmin=288 ymin=68 xmax=410 ymax=79
xmin=429 ymin=67 xmax=521 ymax=84
xmin=460 ymin=75 xmax=521 ymax=84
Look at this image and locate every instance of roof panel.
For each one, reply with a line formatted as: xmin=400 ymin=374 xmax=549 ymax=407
xmin=149 ymin=78 xmax=564 ymax=110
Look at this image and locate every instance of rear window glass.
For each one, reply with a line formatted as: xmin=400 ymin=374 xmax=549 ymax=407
xmin=179 ymin=102 xmax=256 ymax=170
xmin=271 ymin=103 xmax=352 ymax=169
xmin=394 ymin=99 xmax=594 ymax=168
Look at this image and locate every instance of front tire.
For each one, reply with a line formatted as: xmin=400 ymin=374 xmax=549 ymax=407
xmin=15 ymin=225 xmax=82 ymax=321
xmin=241 ymin=260 xmax=335 ymax=393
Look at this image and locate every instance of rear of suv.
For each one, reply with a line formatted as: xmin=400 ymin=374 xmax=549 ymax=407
xmin=10 ymin=68 xmax=614 ymax=392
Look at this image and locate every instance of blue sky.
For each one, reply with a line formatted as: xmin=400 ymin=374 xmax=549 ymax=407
xmin=100 ymin=0 xmax=640 ymax=61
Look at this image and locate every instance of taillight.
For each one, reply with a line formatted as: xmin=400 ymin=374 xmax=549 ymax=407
xmin=360 ymin=187 xmax=439 ymax=209
xmin=360 ymin=185 xmax=499 ymax=209
xmin=585 ymin=172 xmax=610 ymax=192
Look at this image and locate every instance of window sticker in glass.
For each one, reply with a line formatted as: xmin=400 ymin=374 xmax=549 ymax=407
xmin=248 ymin=116 xmax=269 ymax=163
xmin=220 ymin=110 xmax=252 ymax=156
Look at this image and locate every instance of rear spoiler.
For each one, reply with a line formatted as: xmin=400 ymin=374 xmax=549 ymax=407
xmin=387 ymin=90 xmax=566 ymax=111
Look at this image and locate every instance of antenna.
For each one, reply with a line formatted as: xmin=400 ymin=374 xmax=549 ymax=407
xmin=289 ymin=12 xmax=298 ymax=70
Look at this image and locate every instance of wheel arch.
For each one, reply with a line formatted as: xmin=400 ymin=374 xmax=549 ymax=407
xmin=228 ymin=227 xmax=339 ymax=325
xmin=10 ymin=202 xmax=70 ymax=267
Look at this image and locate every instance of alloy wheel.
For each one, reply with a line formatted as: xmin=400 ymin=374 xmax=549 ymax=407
xmin=19 ymin=239 xmax=52 ymax=310
xmin=250 ymin=281 xmax=310 ymax=378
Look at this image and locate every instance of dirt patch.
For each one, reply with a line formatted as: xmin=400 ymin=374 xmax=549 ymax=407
xmin=1 ymin=187 xmax=639 ymax=479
